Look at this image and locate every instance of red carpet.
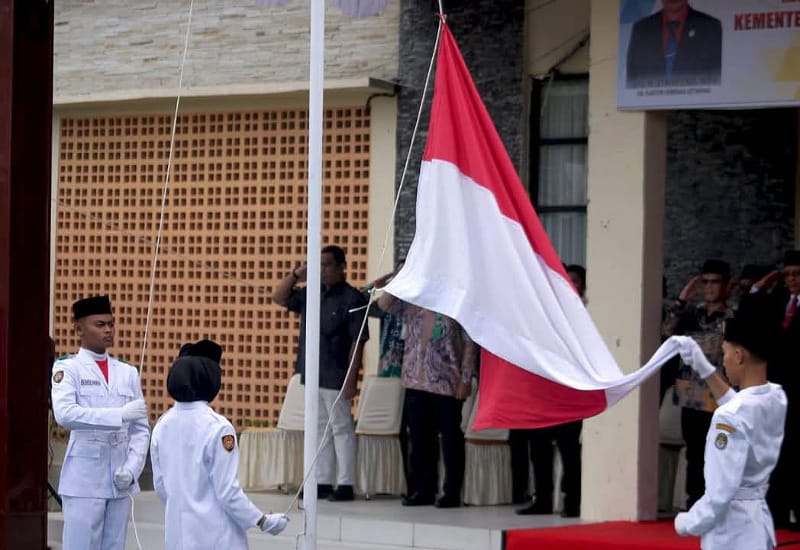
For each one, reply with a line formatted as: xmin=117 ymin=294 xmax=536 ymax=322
xmin=504 ymin=520 xmax=800 ymax=549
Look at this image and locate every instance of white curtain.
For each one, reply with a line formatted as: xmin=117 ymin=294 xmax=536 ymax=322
xmin=537 ymin=79 xmax=589 ymax=267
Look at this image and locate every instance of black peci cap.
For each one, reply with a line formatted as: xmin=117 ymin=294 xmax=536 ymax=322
xmin=700 ymin=259 xmax=731 ymax=279
xmin=783 ymin=250 xmax=800 ymax=268
xmin=72 ymin=295 xmax=112 ymax=320
xmin=723 ymin=302 xmax=778 ymax=363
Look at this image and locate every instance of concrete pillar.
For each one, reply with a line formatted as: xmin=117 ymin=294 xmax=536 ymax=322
xmin=581 ymin=0 xmax=667 ymax=521
xmin=364 ymin=94 xmax=398 ymax=373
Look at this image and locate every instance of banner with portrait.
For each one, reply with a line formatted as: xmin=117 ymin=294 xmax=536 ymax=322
xmin=618 ymin=0 xmax=800 ymax=109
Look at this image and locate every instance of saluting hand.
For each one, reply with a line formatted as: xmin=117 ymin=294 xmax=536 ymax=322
xmin=678 ymin=275 xmax=702 ymax=303
xmin=294 ymin=263 xmax=308 ymax=283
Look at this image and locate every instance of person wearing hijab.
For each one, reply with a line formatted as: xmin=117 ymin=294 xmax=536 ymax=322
xmin=150 ymin=340 xmax=289 ymax=549
xmin=674 ymin=307 xmax=786 ymax=550
xmin=51 ymin=295 xmax=150 ymax=550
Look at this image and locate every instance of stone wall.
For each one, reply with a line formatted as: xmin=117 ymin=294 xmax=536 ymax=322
xmin=54 ymin=0 xmax=399 ymax=101
xmin=394 ymin=0 xmax=525 ymax=256
xmin=664 ymin=109 xmax=797 ymax=298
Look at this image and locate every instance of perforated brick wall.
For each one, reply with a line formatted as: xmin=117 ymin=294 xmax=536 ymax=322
xmin=54 ymin=107 xmax=371 ymax=428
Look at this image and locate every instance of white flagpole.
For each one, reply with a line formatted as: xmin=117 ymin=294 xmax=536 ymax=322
xmin=303 ymin=0 xmax=324 ymax=548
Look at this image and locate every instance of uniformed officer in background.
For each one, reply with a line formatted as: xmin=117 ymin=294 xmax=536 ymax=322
xmin=674 ymin=309 xmax=786 ymax=550
xmin=51 ymin=295 xmax=151 ymax=550
xmin=150 ymin=340 xmax=288 ymax=549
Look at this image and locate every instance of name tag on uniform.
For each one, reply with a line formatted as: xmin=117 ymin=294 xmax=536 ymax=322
xmin=80 ymin=379 xmax=102 ymax=386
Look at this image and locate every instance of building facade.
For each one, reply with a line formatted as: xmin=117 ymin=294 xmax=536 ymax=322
xmin=51 ymin=0 xmax=800 ymax=521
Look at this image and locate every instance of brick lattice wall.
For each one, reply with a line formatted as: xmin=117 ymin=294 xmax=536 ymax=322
xmin=54 ymin=107 xmax=371 ymax=428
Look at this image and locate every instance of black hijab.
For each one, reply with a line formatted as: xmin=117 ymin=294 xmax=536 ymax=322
xmin=167 ymin=339 xmax=223 ymax=402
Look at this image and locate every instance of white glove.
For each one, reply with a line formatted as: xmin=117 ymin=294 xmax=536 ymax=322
xmin=676 ymin=336 xmax=716 ymax=379
xmin=260 ymin=513 xmax=289 ymax=535
xmin=121 ymin=399 xmax=147 ymax=422
xmin=113 ymin=466 xmax=134 ymax=491
xmin=674 ymin=512 xmax=689 ymax=536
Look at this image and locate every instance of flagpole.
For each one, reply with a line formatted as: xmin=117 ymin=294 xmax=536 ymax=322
xmin=303 ymin=0 xmax=324 ymax=549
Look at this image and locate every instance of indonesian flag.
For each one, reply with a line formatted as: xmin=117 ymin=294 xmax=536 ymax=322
xmin=384 ymin=23 xmax=680 ymax=429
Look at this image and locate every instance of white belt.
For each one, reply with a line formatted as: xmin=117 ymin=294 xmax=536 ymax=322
xmin=71 ymin=430 xmax=129 ymax=446
xmin=733 ymin=486 xmax=767 ymax=500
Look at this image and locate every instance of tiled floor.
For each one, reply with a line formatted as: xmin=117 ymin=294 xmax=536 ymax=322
xmin=48 ymin=491 xmax=585 ymax=550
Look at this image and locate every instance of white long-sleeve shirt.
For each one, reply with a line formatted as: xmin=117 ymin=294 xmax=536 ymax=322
xmin=51 ymin=347 xmax=150 ymax=498
xmin=151 ymin=401 xmax=262 ymax=550
xmin=675 ymin=383 xmax=787 ymax=549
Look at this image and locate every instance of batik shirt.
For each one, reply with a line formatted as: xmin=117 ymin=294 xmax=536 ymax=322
xmin=387 ymin=301 xmax=477 ymax=398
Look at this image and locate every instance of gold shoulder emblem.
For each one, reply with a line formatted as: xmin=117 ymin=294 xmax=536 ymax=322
xmin=221 ymin=434 xmax=236 ymax=452
xmin=53 ymin=370 xmax=64 ymax=384
xmin=715 ymin=423 xmax=736 ymax=434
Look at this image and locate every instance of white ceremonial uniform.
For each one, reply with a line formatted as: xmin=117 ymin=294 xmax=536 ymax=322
xmin=675 ymin=383 xmax=787 ymax=550
xmin=151 ymin=401 xmax=262 ymax=550
xmin=51 ymin=347 xmax=151 ymax=550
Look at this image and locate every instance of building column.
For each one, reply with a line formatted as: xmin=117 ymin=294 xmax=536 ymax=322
xmin=364 ymin=94 xmax=397 ymax=374
xmin=581 ymin=0 xmax=666 ymax=521
xmin=0 ymin=0 xmax=53 ymax=546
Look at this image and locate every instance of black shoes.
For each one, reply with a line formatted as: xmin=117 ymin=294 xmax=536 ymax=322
xmin=300 ymin=483 xmax=333 ymax=500
xmin=328 ymin=485 xmax=354 ymax=502
xmin=434 ymin=495 xmax=461 ymax=508
xmin=401 ymin=492 xmax=436 ymax=506
xmin=512 ymin=493 xmax=530 ymax=505
xmin=516 ymin=501 xmax=553 ymax=515
xmin=560 ymin=506 xmax=580 ymax=518
xmin=515 ymin=501 xmax=579 ymax=517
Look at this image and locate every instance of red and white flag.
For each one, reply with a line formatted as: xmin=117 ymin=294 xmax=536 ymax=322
xmin=385 ymin=23 xmax=680 ymax=429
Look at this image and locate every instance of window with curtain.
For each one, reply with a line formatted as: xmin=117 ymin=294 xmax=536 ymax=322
xmin=531 ymin=76 xmax=589 ymax=267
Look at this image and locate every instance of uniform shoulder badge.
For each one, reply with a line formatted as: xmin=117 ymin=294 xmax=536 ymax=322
xmin=715 ymin=423 xmax=736 ymax=434
xmin=221 ymin=434 xmax=236 ymax=452
xmin=714 ymin=433 xmax=728 ymax=450
xmin=53 ymin=370 xmax=64 ymax=384
xmin=56 ymin=354 xmax=74 ymax=361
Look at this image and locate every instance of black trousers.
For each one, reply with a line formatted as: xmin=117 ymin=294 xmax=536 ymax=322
xmin=509 ymin=429 xmax=532 ymax=502
xmin=767 ymin=400 xmax=799 ymax=528
xmin=403 ymin=388 xmax=465 ymax=499
xmin=681 ymin=407 xmax=713 ymax=509
xmin=510 ymin=421 xmax=582 ymax=512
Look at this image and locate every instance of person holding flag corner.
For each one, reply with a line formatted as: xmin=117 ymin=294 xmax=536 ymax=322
xmin=674 ymin=309 xmax=786 ymax=549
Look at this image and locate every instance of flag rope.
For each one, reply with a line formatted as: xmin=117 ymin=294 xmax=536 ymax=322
xmin=281 ymin=4 xmax=448 ymax=518
xmin=139 ymin=0 xmax=195 ymax=374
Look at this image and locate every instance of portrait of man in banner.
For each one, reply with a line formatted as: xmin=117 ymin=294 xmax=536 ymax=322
xmin=625 ymin=0 xmax=722 ymax=88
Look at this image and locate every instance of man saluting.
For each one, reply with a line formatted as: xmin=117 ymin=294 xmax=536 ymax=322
xmin=51 ymin=295 xmax=150 ymax=550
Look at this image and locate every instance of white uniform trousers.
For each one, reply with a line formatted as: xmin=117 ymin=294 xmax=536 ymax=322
xmin=62 ymin=495 xmax=131 ymax=550
xmin=318 ymin=387 xmax=356 ymax=486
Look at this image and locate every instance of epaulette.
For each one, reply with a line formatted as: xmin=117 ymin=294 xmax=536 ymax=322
xmin=56 ymin=354 xmax=75 ymax=361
